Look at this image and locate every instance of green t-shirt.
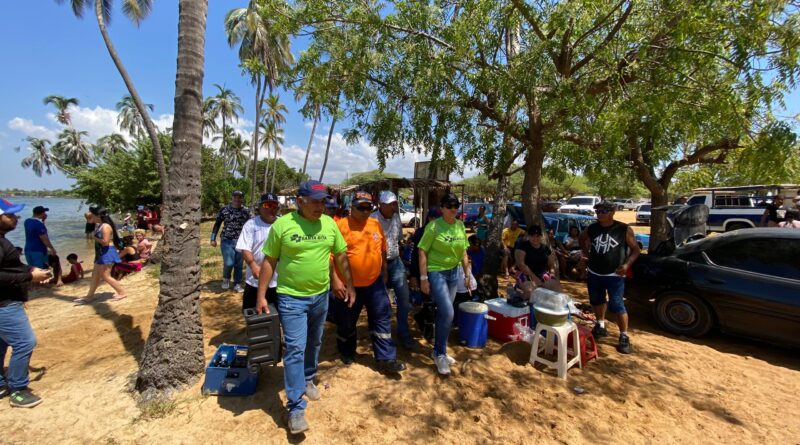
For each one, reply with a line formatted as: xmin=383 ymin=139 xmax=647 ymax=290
xmin=263 ymin=211 xmax=347 ymax=297
xmin=418 ymin=218 xmax=469 ymax=272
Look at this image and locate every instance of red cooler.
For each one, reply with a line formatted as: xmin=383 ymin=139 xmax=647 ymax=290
xmin=486 ymin=298 xmax=530 ymax=342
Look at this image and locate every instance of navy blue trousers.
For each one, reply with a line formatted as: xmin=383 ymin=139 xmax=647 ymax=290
xmin=332 ymin=277 xmax=397 ymax=361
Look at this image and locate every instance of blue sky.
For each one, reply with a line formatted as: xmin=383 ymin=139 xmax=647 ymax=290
xmin=0 ymin=3 xmax=797 ymax=191
xmin=0 ymin=1 xmax=431 ymax=190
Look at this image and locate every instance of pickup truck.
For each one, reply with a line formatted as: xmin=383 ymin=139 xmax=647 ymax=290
xmin=686 ymin=186 xmax=800 ymax=231
xmin=560 ymin=196 xmax=601 ymax=216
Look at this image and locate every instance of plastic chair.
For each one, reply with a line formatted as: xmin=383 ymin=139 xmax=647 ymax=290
xmin=568 ymin=324 xmax=598 ymax=365
xmin=529 ymin=321 xmax=581 ymax=379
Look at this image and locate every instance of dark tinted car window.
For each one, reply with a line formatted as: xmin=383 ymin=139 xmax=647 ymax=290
xmin=688 ymin=196 xmax=706 ymax=206
xmin=706 ymin=238 xmax=800 ymax=280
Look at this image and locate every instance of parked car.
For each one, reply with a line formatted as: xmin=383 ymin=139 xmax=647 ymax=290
xmin=612 ymin=198 xmax=638 ymax=211
xmin=687 ymin=184 xmax=799 ymax=232
xmin=398 ymin=206 xmax=420 ymax=227
xmin=636 ymin=204 xmax=652 ymax=225
xmin=560 ymin=196 xmax=601 ymax=216
xmin=461 ymin=203 xmax=493 ymax=228
xmin=627 ymin=228 xmax=800 ymax=347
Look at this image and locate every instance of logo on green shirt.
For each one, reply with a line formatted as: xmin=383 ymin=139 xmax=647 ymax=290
xmin=290 ymin=233 xmax=328 ymax=243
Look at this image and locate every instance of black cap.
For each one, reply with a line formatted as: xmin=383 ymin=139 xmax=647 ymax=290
xmin=33 ymin=206 xmax=49 ymax=215
xmin=440 ymin=192 xmax=460 ymax=207
xmin=594 ymin=200 xmax=616 ymax=211
xmin=232 ymin=190 xmax=244 ymax=197
xmin=527 ymin=224 xmax=543 ymax=236
xmin=260 ymin=193 xmax=279 ymax=204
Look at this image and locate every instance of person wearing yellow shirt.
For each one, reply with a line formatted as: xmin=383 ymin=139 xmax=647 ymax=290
xmin=501 ymin=220 xmax=525 ymax=277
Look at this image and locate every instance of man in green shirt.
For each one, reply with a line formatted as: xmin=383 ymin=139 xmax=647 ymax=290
xmin=256 ymin=180 xmax=356 ymax=435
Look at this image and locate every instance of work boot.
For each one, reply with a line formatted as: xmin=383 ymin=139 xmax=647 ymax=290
xmin=377 ymin=359 xmax=407 ymax=374
xmin=288 ymin=412 xmax=310 ymax=434
xmin=304 ymin=381 xmax=321 ymax=401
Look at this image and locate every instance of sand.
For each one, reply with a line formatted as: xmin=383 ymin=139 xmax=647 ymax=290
xmin=2 ymin=212 xmax=799 ymax=444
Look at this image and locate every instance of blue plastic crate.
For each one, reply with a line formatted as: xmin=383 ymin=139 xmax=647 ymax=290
xmin=201 ymin=344 xmax=259 ymax=396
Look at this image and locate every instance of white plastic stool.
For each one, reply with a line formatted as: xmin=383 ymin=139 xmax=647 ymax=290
xmin=529 ymin=321 xmax=581 ymax=379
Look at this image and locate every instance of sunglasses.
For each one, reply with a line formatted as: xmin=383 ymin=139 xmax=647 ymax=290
xmin=354 ymin=205 xmax=373 ymax=212
xmin=442 ymin=203 xmax=460 ymax=209
xmin=595 ymin=209 xmax=611 ymax=214
xmin=261 ymin=202 xmax=278 ymax=209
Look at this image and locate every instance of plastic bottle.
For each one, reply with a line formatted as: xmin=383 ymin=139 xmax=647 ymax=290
xmin=506 ymin=283 xmax=515 ymax=302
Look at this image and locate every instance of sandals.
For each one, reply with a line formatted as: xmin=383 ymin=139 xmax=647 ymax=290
xmin=73 ymin=298 xmax=90 ymax=305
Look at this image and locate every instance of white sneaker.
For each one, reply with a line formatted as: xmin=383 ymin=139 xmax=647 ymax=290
xmin=221 ymin=279 xmax=230 ymax=290
xmin=434 ymin=354 xmax=451 ymax=375
xmin=431 ymin=351 xmax=456 ymax=365
xmin=233 ymin=284 xmax=244 ymax=293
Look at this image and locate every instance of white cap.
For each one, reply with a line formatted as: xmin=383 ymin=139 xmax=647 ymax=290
xmin=379 ymin=191 xmax=397 ymax=204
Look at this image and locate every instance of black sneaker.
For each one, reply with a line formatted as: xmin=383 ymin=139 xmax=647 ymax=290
xmin=0 ymin=386 xmax=8 ymax=398
xmin=341 ymin=355 xmax=355 ymax=365
xmin=399 ymin=336 xmax=420 ymax=351
xmin=288 ymin=411 xmax=310 ymax=434
xmin=617 ymin=334 xmax=633 ymax=354
xmin=377 ymin=359 xmax=407 ymax=374
xmin=592 ymin=323 xmax=609 ymax=339
xmin=9 ymin=388 xmax=43 ymax=408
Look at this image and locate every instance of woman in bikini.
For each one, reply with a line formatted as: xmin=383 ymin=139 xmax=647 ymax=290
xmin=76 ymin=206 xmax=127 ymax=303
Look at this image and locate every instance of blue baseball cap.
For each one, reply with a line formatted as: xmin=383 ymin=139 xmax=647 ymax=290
xmin=298 ymin=180 xmax=330 ymax=200
xmin=260 ymin=193 xmax=279 ymax=204
xmin=0 ymin=198 xmax=25 ymax=216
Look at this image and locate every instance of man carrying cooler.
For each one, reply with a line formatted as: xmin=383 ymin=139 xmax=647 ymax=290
xmin=372 ymin=191 xmax=418 ymax=349
xmin=256 ymin=180 xmax=356 ymax=435
xmin=211 ymin=190 xmax=251 ymax=292
xmin=236 ymin=193 xmax=280 ymax=311
xmin=1 ymin=198 xmax=53 ymax=408
xmin=579 ymin=200 xmax=640 ymax=354
xmin=331 ymin=191 xmax=406 ymax=373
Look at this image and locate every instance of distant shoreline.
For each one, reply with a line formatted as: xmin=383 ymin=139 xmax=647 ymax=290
xmin=0 ymin=189 xmax=79 ymax=198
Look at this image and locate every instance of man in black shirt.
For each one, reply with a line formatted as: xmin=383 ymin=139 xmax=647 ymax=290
xmin=0 ymin=198 xmax=52 ymax=408
xmin=579 ymin=201 xmax=640 ymax=354
xmin=210 ymin=191 xmax=251 ymax=292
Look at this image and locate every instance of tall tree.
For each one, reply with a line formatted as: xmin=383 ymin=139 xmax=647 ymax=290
xmin=116 ymin=94 xmax=154 ymax=141
xmin=213 ymin=127 xmax=250 ymax=176
xmin=94 ymin=133 xmax=129 ymax=159
xmin=16 ymin=137 xmax=56 ymax=177
xmin=205 ymin=83 xmax=244 ymax=156
xmin=201 ymin=96 xmax=219 ymax=139
xmin=258 ymin=94 xmax=287 ymax=192
xmin=52 ymin=127 xmax=92 ymax=167
xmin=318 ymin=97 xmax=339 ymax=182
xmin=136 ymin=0 xmax=208 ymax=399
xmin=42 ymin=95 xmax=79 ymax=127
xmin=57 ymin=0 xmax=169 ymax=201
xmin=259 ymin=120 xmax=284 ymax=193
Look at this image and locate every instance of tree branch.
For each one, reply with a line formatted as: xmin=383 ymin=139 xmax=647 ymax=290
xmin=660 ymin=138 xmax=741 ymax=183
xmin=570 ymin=0 xmax=634 ymax=76
xmin=572 ymin=0 xmax=627 ymax=48
xmin=510 ymin=0 xmax=548 ymax=41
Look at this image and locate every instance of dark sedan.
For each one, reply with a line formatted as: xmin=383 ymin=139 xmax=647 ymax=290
xmin=627 ymin=228 xmax=800 ymax=347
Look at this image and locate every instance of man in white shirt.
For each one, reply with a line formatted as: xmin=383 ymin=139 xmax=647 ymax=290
xmin=236 ymin=193 xmax=280 ymax=311
xmin=372 ymin=191 xmax=418 ymax=349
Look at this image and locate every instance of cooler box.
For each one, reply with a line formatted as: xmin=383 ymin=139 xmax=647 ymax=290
xmin=243 ymin=306 xmax=281 ymax=369
xmin=457 ymin=302 xmax=489 ymax=348
xmin=202 ymin=344 xmax=259 ymax=396
xmin=486 ymin=298 xmax=530 ymax=342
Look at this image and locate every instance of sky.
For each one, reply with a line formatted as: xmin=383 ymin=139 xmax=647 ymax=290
xmin=0 ymin=2 xmax=441 ymax=191
xmin=0 ymin=3 xmax=797 ymax=191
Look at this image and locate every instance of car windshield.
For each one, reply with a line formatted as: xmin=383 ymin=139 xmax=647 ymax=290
xmin=567 ymin=198 xmax=595 ymax=205
xmin=638 ymin=205 xmax=652 ymax=211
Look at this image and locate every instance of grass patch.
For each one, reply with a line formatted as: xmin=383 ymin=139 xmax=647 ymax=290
xmin=145 ymin=263 xmax=161 ymax=280
xmin=135 ymin=398 xmax=179 ymax=422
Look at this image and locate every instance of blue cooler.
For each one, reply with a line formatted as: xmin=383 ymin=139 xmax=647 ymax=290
xmin=458 ymin=302 xmax=489 ymax=348
xmin=202 ymin=344 xmax=259 ymax=396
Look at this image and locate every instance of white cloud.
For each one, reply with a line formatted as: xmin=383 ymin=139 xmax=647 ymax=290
xmin=7 ymin=117 xmax=57 ymax=141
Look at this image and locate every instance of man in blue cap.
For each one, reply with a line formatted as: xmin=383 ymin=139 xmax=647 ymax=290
xmin=0 ymin=198 xmax=53 ymax=408
xmin=255 ymin=180 xmax=356 ymax=435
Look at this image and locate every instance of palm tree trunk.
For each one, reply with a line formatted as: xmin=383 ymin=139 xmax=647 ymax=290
xmin=318 ymin=113 xmax=337 ymax=182
xmin=263 ymin=144 xmax=271 ymax=194
xmin=136 ymin=0 xmax=207 ymax=400
xmin=95 ymin=0 xmax=168 ymax=202
xmin=301 ymin=106 xmax=318 ymax=181
xmin=270 ymin=147 xmax=278 ymax=192
xmin=249 ymin=77 xmax=262 ymax=207
xmin=221 ymin=114 xmax=227 ymax=159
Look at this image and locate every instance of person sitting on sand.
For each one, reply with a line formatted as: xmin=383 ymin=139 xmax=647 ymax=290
xmin=133 ymin=229 xmax=152 ymax=262
xmin=61 ymin=253 xmax=84 ymax=284
xmin=76 ymin=206 xmax=127 ymax=304
xmin=112 ymin=235 xmax=144 ymax=280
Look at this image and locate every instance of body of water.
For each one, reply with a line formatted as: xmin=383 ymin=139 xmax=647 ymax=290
xmin=4 ymin=197 xmax=97 ymax=265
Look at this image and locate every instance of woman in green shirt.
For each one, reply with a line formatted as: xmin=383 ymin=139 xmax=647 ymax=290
xmin=418 ymin=193 xmax=471 ymax=376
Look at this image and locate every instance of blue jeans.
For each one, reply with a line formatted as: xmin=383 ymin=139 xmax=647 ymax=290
xmin=277 ymin=292 xmax=328 ymax=414
xmin=332 ymin=277 xmax=396 ymax=361
xmin=587 ymin=273 xmax=627 ymax=314
xmin=220 ymin=238 xmax=243 ymax=284
xmin=0 ymin=302 xmax=38 ymax=390
xmin=387 ymin=258 xmax=412 ymax=340
xmin=427 ymin=267 xmax=459 ymax=356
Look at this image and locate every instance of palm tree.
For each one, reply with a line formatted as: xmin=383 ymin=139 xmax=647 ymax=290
xmin=201 ymin=97 xmax=219 ymax=140
xmin=136 ymin=0 xmax=207 ymax=398
xmin=259 ymin=94 xmax=287 ymax=192
xmin=260 ymin=120 xmax=284 ymax=193
xmin=16 ymin=137 xmax=56 ymax=177
xmin=43 ymin=95 xmax=79 ymax=127
xmin=301 ymin=103 xmax=320 ymax=179
xmin=225 ymin=1 xmax=294 ymax=204
xmin=213 ymin=126 xmax=250 ymax=176
xmin=116 ymin=94 xmax=154 ymax=141
xmin=52 ymin=128 xmax=92 ymax=167
xmin=94 ymin=133 xmax=129 ymax=159
xmin=319 ymin=97 xmax=340 ymax=182
xmin=57 ymin=0 xmax=168 ymax=201
xmin=205 ymin=84 xmax=243 ymax=156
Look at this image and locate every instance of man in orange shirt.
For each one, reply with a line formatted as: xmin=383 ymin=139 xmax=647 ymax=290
xmin=331 ymin=191 xmax=406 ymax=374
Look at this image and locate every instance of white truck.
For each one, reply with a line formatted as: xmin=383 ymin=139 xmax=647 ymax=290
xmin=686 ymin=185 xmax=799 ymax=232
xmin=559 ymin=195 xmax=601 ymax=216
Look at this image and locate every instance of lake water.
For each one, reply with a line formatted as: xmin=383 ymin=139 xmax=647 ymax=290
xmin=4 ymin=197 xmax=97 ymax=264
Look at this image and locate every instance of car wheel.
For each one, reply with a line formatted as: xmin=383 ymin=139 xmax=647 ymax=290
xmin=653 ymin=291 xmax=714 ymax=337
xmin=725 ymin=222 xmax=750 ymax=232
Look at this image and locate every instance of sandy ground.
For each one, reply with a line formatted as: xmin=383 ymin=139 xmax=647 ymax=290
xmin=2 ymin=213 xmax=799 ymax=444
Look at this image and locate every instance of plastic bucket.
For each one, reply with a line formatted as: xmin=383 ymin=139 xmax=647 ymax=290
xmin=458 ymin=302 xmax=489 ymax=348
xmin=533 ymin=305 xmax=569 ymax=326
